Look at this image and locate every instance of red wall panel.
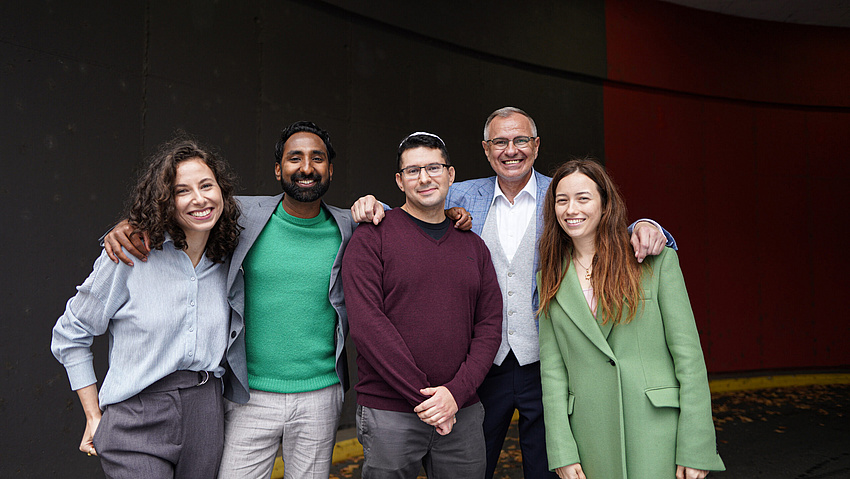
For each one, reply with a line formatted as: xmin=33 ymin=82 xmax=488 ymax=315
xmin=604 ymin=0 xmax=850 ymax=373
xmin=700 ymin=101 xmax=761 ymax=371
xmin=753 ymin=109 xmax=811 ymax=369
xmin=606 ymin=0 xmax=850 ymax=107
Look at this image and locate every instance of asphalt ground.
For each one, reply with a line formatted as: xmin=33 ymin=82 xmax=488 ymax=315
xmin=327 ymin=383 xmax=850 ymax=479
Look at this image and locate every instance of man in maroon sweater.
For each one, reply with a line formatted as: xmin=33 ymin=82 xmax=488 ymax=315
xmin=342 ymin=132 xmax=503 ymax=478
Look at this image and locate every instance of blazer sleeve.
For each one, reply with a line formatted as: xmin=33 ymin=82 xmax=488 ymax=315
xmin=656 ymin=250 xmax=725 ymax=471
xmin=538 ymin=294 xmax=582 ymax=470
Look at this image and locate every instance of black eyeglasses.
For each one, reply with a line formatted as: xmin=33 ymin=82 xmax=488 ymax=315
xmin=398 ymin=163 xmax=449 ymax=179
xmin=486 ymin=136 xmax=537 ymax=150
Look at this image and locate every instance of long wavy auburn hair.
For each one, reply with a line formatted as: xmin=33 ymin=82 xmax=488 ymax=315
xmin=125 ymin=134 xmax=241 ymax=263
xmin=538 ymin=158 xmax=645 ymax=325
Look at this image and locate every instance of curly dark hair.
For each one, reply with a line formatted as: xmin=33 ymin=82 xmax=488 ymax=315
xmin=125 ymin=134 xmax=241 ymax=263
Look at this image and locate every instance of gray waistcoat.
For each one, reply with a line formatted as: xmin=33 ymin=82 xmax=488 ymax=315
xmin=481 ymin=208 xmax=539 ymax=366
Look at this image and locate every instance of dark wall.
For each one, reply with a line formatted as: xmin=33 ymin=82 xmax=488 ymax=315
xmin=603 ymin=0 xmax=850 ymax=372
xmin=1 ymin=1 xmax=605 ymax=475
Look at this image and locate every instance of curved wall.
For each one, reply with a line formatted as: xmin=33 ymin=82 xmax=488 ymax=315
xmin=604 ymin=0 xmax=850 ymax=372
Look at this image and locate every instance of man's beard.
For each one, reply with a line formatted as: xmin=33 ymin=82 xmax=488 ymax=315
xmin=280 ymin=172 xmax=331 ymax=203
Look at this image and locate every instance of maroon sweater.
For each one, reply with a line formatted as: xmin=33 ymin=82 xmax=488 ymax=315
xmin=342 ymin=209 xmax=503 ymax=413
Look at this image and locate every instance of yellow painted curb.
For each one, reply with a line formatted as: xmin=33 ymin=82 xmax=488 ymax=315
xmin=708 ymin=373 xmax=850 ymax=393
xmin=271 ymin=437 xmax=364 ymax=478
xmin=271 ymin=457 xmax=285 ymax=478
xmin=268 ymin=372 xmax=849 ymax=477
xmin=333 ymin=437 xmax=364 ymax=463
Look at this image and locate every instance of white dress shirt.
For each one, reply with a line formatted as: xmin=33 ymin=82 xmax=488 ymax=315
xmin=492 ymin=173 xmax=538 ymax=261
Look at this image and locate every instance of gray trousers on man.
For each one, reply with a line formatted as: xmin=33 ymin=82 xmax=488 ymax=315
xmin=93 ymin=370 xmax=224 ymax=479
xmin=357 ymin=402 xmax=486 ymax=479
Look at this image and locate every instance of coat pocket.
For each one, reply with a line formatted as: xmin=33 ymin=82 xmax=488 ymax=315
xmin=644 ymin=386 xmax=680 ymax=408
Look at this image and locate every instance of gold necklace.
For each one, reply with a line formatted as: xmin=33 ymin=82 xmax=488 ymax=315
xmin=573 ymin=255 xmax=594 ymax=281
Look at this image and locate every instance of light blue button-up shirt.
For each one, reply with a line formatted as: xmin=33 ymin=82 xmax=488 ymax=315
xmin=51 ymin=236 xmax=229 ymax=407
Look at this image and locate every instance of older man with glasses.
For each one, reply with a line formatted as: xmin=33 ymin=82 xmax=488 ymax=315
xmin=352 ymin=107 xmax=675 ymax=478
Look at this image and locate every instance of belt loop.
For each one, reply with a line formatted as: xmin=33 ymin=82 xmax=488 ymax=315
xmin=197 ymin=370 xmax=210 ymax=386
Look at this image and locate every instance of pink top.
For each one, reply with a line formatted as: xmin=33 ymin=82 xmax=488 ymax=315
xmin=582 ymin=287 xmax=597 ymax=316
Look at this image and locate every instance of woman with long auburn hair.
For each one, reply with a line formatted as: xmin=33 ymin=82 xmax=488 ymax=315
xmin=51 ymin=134 xmax=241 ymax=478
xmin=537 ymin=158 xmax=724 ymax=479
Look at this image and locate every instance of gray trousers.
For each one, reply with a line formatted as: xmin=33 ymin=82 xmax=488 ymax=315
xmin=92 ymin=370 xmax=224 ymax=479
xmin=357 ymin=402 xmax=486 ymax=479
xmin=218 ymin=384 xmax=343 ymax=479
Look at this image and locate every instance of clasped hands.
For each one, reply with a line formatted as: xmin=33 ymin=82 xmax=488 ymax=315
xmin=413 ymin=386 xmax=458 ymax=436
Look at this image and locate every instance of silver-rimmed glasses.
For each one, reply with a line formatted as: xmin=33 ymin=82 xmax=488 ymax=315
xmin=486 ymin=136 xmax=537 ymax=150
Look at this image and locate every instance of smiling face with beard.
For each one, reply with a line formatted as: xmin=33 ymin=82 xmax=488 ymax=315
xmin=274 ymin=132 xmax=334 ymax=218
xmin=280 ymin=169 xmax=330 ymax=202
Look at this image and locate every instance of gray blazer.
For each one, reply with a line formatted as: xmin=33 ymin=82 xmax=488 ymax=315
xmin=223 ymin=194 xmax=357 ymax=404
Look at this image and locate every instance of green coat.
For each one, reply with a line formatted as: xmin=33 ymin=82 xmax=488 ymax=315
xmin=538 ymin=248 xmax=724 ymax=478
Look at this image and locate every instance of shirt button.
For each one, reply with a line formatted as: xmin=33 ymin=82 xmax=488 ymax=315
xmin=188 ymin=351 xmax=193 ymax=357
xmin=190 ymin=301 xmax=195 ymax=306
xmin=508 ymin=291 xmax=514 ymax=296
xmin=508 ymin=330 xmax=515 ymax=335
xmin=507 ymin=272 xmax=515 ymax=277
xmin=230 ymin=331 xmax=237 ymax=338
xmin=508 ymin=311 xmax=514 ymax=316
xmin=190 ymin=276 xmax=196 ymax=281
xmin=189 ymin=327 xmax=194 ymax=332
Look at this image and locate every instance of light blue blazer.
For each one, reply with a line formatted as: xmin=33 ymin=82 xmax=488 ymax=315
xmin=444 ymin=170 xmax=552 ymax=313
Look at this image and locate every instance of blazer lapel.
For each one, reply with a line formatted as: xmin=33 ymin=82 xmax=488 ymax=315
xmin=470 ymin=178 xmax=496 ymax=236
xmin=554 ymin=259 xmax=616 ymax=359
xmin=534 ymin=170 xmax=549 ymax=243
xmin=228 ymin=193 xmax=283 ymax=289
xmin=599 ymin=313 xmax=614 ymax=339
xmin=325 ymin=202 xmax=352 ymax=297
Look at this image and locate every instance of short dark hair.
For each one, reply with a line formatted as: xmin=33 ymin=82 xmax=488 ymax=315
xmin=275 ymin=121 xmax=336 ymax=163
xmin=396 ymin=132 xmax=450 ymax=170
xmin=126 ymin=133 xmax=241 ymax=264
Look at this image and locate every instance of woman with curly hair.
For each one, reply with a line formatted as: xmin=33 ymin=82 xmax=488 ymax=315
xmin=51 ymin=135 xmax=241 ymax=478
xmin=537 ymin=158 xmax=724 ymax=479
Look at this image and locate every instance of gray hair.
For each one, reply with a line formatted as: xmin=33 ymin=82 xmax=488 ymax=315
xmin=483 ymin=106 xmax=538 ymax=140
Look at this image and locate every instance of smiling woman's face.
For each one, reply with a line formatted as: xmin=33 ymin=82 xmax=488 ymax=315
xmin=173 ymin=158 xmax=223 ymax=241
xmin=554 ymin=172 xmax=602 ymax=244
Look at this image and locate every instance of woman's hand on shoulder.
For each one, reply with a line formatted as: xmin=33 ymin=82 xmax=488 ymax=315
xmin=555 ymin=463 xmax=586 ymax=479
xmin=677 ymin=465 xmax=709 ymax=479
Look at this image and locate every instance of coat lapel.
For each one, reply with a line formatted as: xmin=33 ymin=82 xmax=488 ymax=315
xmin=554 ymin=259 xmax=616 ymax=359
xmin=534 ymin=170 xmax=549 ymax=243
xmin=325 ymin=203 xmax=353 ymax=296
xmin=470 ymin=178 xmax=496 ymax=236
xmin=228 ymin=194 xmax=283 ymax=289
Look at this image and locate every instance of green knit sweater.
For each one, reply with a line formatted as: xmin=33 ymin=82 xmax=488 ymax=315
xmin=243 ymin=202 xmax=341 ymax=393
